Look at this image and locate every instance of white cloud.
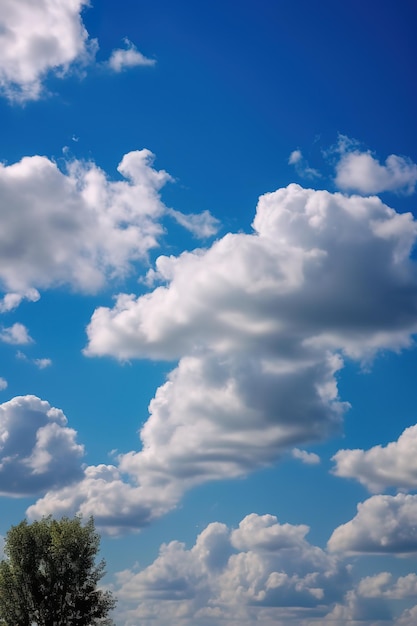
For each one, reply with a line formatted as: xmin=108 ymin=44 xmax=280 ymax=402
xmin=168 ymin=208 xmax=220 ymax=239
xmin=289 ymin=149 xmax=303 ymax=165
xmin=0 ymin=150 xmax=172 ymax=296
xmin=0 ymin=322 xmax=32 ymax=344
xmin=358 ymin=572 xmax=417 ymax=600
xmin=34 ymin=358 xmax=52 ymax=369
xmin=332 ymin=424 xmax=417 ymax=492
xmin=0 ymin=0 xmax=97 ymax=102
xmin=328 ymin=494 xmax=417 ymax=554
xmin=0 ymin=378 xmax=7 ymax=391
xmin=0 ymin=395 xmax=84 ymax=495
xmin=292 ymin=448 xmax=320 ymax=465
xmin=0 ymin=288 xmax=40 ymax=313
xmin=108 ymin=38 xmax=156 ymax=72
xmin=334 ymin=137 xmax=417 ymax=195
xmin=288 ymin=149 xmax=321 ymax=179
xmin=30 ymin=183 xmax=417 ymax=530
xmin=113 ymin=513 xmax=348 ymax=625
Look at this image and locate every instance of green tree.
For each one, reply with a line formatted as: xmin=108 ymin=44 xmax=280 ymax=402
xmin=0 ymin=516 xmax=116 ymax=626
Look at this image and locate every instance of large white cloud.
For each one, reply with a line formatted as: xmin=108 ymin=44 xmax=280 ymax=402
xmin=332 ymin=424 xmax=417 ymax=493
xmin=0 ymin=0 xmax=96 ymax=101
xmin=113 ymin=513 xmax=349 ymax=625
xmin=29 ymin=183 xmax=417 ymax=530
xmin=0 ymin=150 xmax=170 ymax=296
xmin=0 ymin=395 xmax=84 ymax=495
xmin=328 ymin=494 xmax=417 ymax=554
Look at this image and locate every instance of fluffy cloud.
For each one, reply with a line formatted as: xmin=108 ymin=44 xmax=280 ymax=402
xmin=0 ymin=150 xmax=170 ymax=296
xmin=357 ymin=572 xmax=417 ymax=600
xmin=332 ymin=424 xmax=417 ymax=492
xmin=334 ymin=138 xmax=417 ymax=195
xmin=30 ymin=183 xmax=417 ymax=529
xmin=292 ymin=448 xmax=320 ymax=465
xmin=0 ymin=322 xmax=32 ymax=344
xmin=108 ymin=38 xmax=156 ymax=72
xmin=0 ymin=149 xmax=218 ymax=301
xmin=113 ymin=513 xmax=349 ymax=625
xmin=0 ymin=379 xmax=7 ymax=391
xmin=0 ymin=0 xmax=96 ymax=101
xmin=328 ymin=494 xmax=417 ymax=554
xmin=0 ymin=289 xmax=39 ymax=313
xmin=0 ymin=395 xmax=84 ymax=495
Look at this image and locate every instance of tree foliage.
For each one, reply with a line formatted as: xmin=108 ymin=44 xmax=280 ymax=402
xmin=0 ymin=516 xmax=116 ymax=626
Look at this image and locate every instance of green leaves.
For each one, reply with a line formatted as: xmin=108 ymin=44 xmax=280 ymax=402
xmin=0 ymin=516 xmax=116 ymax=626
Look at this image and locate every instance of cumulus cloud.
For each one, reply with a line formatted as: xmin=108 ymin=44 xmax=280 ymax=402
xmin=357 ymin=572 xmax=417 ymax=600
xmin=328 ymin=494 xmax=417 ymax=554
xmin=0 ymin=322 xmax=32 ymax=344
xmin=292 ymin=448 xmax=320 ymax=465
xmin=113 ymin=513 xmax=349 ymax=625
xmin=29 ymin=183 xmax=417 ymax=530
xmin=334 ymin=137 xmax=417 ymax=195
xmin=332 ymin=424 xmax=417 ymax=492
xmin=108 ymin=38 xmax=156 ymax=72
xmin=0 ymin=289 xmax=40 ymax=313
xmin=0 ymin=150 xmax=172 ymax=296
xmin=0 ymin=0 xmax=96 ymax=102
xmin=0 ymin=395 xmax=84 ymax=495
xmin=0 ymin=379 xmax=7 ymax=391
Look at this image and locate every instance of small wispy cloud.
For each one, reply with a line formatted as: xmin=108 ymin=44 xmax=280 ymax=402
xmin=108 ymin=39 xmax=156 ymax=73
xmin=292 ymin=448 xmax=320 ymax=465
xmin=0 ymin=377 xmax=7 ymax=391
xmin=0 ymin=323 xmax=33 ymax=345
xmin=288 ymin=149 xmax=321 ymax=179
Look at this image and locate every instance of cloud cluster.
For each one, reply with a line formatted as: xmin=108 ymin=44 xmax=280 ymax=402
xmin=332 ymin=424 xmax=417 ymax=493
xmin=334 ymin=137 xmax=417 ymax=195
xmin=0 ymin=395 xmax=84 ymax=495
xmin=27 ymin=183 xmax=417 ymax=531
xmin=0 ymin=150 xmax=171 ymax=297
xmin=328 ymin=493 xmax=417 ymax=554
xmin=114 ymin=513 xmax=349 ymax=625
xmin=0 ymin=0 xmax=96 ymax=101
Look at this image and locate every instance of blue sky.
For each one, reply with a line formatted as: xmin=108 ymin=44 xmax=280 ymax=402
xmin=1 ymin=1 xmax=417 ymax=624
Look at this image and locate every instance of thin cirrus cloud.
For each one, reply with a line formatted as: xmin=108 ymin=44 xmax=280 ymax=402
xmin=332 ymin=424 xmax=417 ymax=493
xmin=334 ymin=136 xmax=417 ymax=195
xmin=0 ymin=395 xmax=84 ymax=496
xmin=114 ymin=513 xmax=349 ymax=625
xmin=26 ymin=182 xmax=417 ymax=533
xmin=0 ymin=149 xmax=215 ymax=303
xmin=328 ymin=493 xmax=417 ymax=554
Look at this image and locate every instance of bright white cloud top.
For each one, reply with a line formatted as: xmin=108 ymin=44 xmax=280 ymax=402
xmin=333 ymin=425 xmax=417 ymax=493
xmin=0 ymin=150 xmax=176 ymax=297
xmin=0 ymin=0 xmax=95 ymax=101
